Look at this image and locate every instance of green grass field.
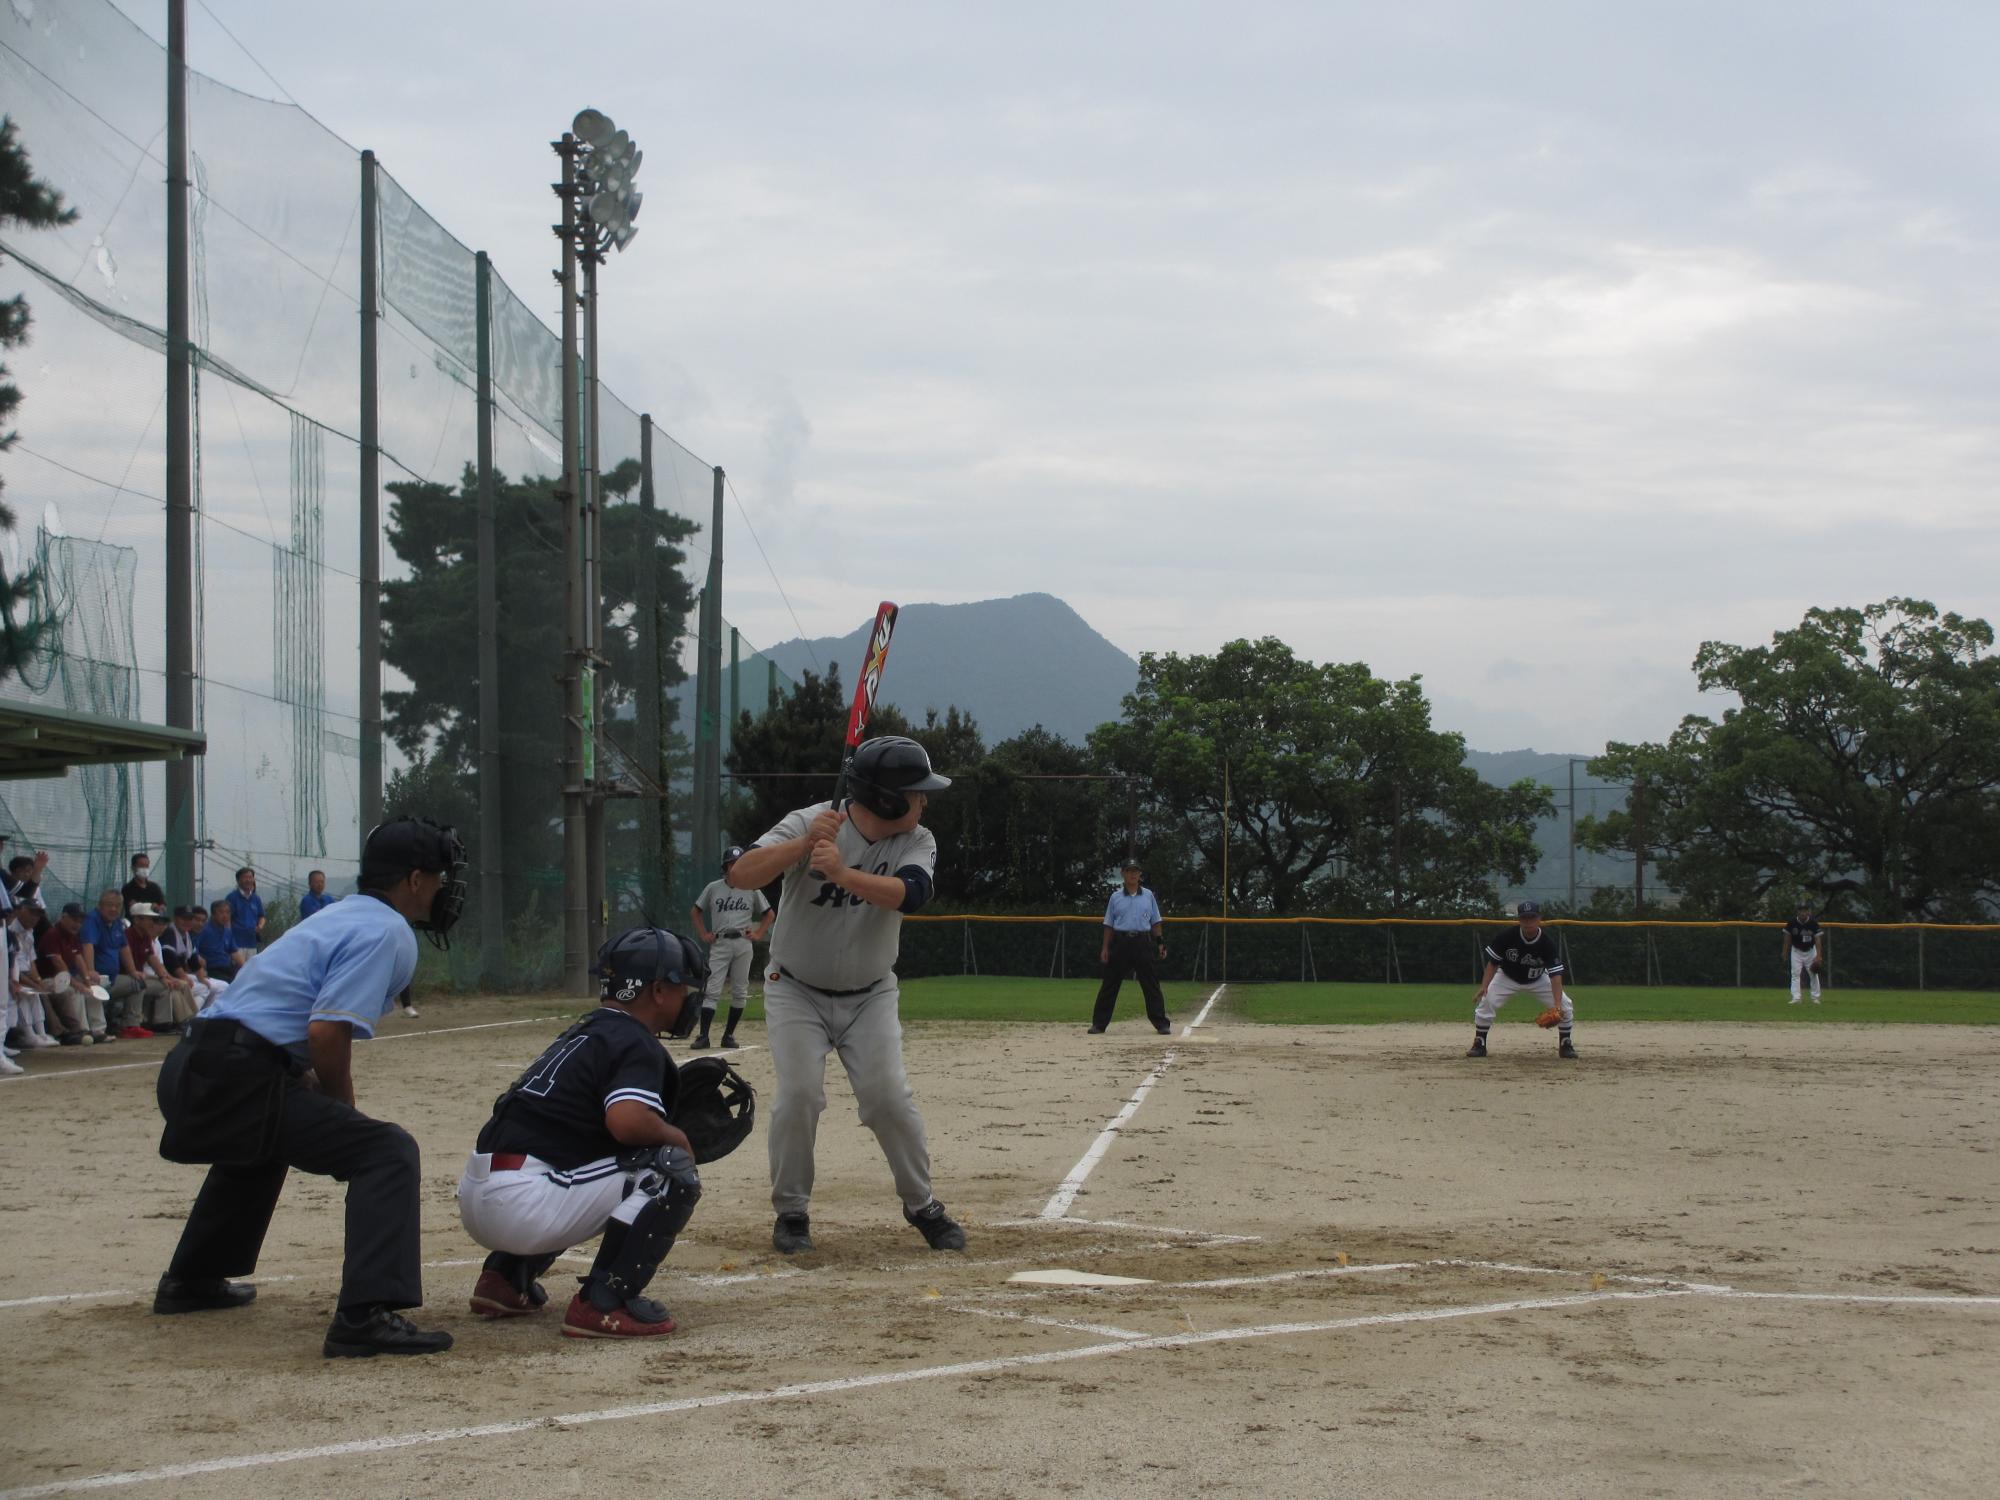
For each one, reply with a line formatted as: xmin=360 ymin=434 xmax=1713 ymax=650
xmin=881 ymin=975 xmax=2000 ymax=1026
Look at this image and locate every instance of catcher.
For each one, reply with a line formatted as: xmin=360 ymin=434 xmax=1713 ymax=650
xmin=1465 ymin=900 xmax=1577 ymax=1060
xmin=455 ymin=926 xmax=755 ymax=1340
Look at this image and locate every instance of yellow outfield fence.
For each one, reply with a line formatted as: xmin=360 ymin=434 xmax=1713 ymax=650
xmin=897 ymin=915 xmax=2000 ymax=989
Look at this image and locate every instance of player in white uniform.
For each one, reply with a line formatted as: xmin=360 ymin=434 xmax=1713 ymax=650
xmin=1784 ymin=900 xmax=1824 ymax=1003
xmin=689 ymin=847 xmax=773 ymax=1050
xmin=726 ymin=736 xmax=966 ymax=1256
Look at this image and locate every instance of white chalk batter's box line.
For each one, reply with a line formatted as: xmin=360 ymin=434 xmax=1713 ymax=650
xmin=5 ymin=1270 xmax=1996 ymax=1500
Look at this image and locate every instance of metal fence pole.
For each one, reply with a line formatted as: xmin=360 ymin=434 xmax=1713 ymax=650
xmin=164 ymin=0 xmax=197 ymax=906
xmin=636 ymin=415 xmax=663 ymax=916
xmin=1918 ymin=926 xmax=1925 ymax=990
xmin=357 ymin=148 xmax=382 ymax=840
xmin=1734 ymin=928 xmax=1741 ymax=987
xmin=556 ymin=132 xmax=589 ymax=996
xmin=474 ymin=251 xmax=504 ymax=985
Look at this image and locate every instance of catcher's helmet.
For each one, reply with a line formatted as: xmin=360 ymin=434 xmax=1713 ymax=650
xmin=722 ymin=845 xmax=745 ymax=869
xmin=846 ymin=735 xmax=951 ymax=820
xmin=594 ymin=926 xmax=707 ymax=1037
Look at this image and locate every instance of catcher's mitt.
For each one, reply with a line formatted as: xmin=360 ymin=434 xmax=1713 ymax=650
xmin=670 ymin=1056 xmax=756 ymax=1162
xmin=1535 ymin=1006 xmax=1564 ymax=1029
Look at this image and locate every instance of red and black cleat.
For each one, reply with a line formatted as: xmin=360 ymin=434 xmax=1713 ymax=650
xmin=560 ymin=1292 xmax=678 ymax=1339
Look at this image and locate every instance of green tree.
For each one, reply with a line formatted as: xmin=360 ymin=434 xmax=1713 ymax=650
xmin=379 ymin=459 xmax=698 ymax=922
xmin=0 ymin=117 xmax=78 ymax=678
xmin=1578 ymin=599 xmax=2000 ymax=920
xmin=1089 ymin=637 xmax=1548 ymax=913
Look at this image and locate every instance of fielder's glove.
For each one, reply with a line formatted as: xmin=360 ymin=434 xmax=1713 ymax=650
xmin=1535 ymin=1006 xmax=1564 ymax=1029
xmin=1810 ymin=958 xmax=1823 ymax=976
xmin=670 ymin=1056 xmax=756 ymax=1162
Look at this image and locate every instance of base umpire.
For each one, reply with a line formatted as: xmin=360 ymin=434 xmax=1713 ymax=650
xmin=150 ymin=817 xmax=466 ymax=1358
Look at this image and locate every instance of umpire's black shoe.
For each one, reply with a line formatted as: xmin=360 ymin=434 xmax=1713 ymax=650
xmin=1559 ymin=1040 xmax=1580 ymax=1060
xmin=1086 ymin=1026 xmax=1106 ymax=1034
xmin=323 ymin=1307 xmax=454 ymax=1359
xmin=1465 ymin=1038 xmax=1487 ymax=1058
xmin=153 ymin=1276 xmax=257 ymax=1314
xmin=1154 ymin=1023 xmax=1173 ymax=1035
xmin=772 ymin=1212 xmax=814 ymax=1255
xmin=691 ymin=1036 xmax=712 ymax=1050
xmin=905 ymin=1200 xmax=967 ymax=1252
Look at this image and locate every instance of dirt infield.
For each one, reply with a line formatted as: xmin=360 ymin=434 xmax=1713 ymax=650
xmin=2 ymin=997 xmax=1996 ymax=1498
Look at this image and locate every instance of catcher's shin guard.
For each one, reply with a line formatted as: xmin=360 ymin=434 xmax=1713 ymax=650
xmin=584 ymin=1169 xmax=701 ymax=1310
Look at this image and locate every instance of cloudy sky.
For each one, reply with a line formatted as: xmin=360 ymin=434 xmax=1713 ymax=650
xmin=101 ymin=0 xmax=2000 ymax=754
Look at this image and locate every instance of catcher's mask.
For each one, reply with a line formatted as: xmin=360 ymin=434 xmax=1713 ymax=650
xmin=594 ymin=925 xmax=707 ymax=1038
xmin=846 ymin=735 xmax=951 ymax=821
xmin=361 ymin=816 xmax=468 ymax=951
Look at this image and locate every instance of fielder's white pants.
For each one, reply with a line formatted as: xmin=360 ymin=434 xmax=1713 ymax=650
xmin=703 ymin=934 xmax=755 ymax=1009
xmin=1475 ymin=973 xmax=1573 ymax=1028
xmin=1789 ymin=948 xmax=1821 ymax=1000
xmin=456 ymin=1152 xmax=651 ymax=1258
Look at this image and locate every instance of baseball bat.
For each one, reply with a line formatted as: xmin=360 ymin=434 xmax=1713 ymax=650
xmin=831 ymin=601 xmax=899 ymax=807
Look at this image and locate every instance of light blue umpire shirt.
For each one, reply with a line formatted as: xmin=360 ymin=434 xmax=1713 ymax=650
xmin=1103 ymin=886 xmax=1163 ymax=933
xmin=199 ymin=892 xmax=419 ymax=1061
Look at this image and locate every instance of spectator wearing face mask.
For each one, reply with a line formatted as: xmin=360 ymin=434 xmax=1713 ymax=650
xmin=122 ymin=853 xmax=167 ymax=919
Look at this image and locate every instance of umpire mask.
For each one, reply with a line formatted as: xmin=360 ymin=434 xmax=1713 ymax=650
xmin=361 ymin=816 xmax=469 ymax=950
xmin=595 ymin=926 xmax=708 ymax=1038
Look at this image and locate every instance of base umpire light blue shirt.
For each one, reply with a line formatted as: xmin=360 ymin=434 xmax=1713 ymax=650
xmin=1104 ymin=887 xmax=1163 ymax=932
xmin=199 ymin=892 xmax=419 ymax=1061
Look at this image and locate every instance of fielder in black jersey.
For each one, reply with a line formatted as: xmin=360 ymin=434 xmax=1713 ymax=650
xmin=1784 ymin=901 xmax=1824 ymax=1003
xmin=1466 ymin=900 xmax=1576 ymax=1059
xmin=455 ymin=927 xmax=707 ymax=1340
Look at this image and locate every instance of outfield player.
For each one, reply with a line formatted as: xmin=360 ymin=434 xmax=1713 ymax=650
xmin=689 ymin=846 xmax=773 ymax=1050
xmin=151 ymin=817 xmax=465 ymax=1358
xmin=1465 ymin=900 xmax=1576 ymax=1059
xmin=1784 ymin=899 xmax=1824 ymax=1004
xmin=457 ymin=927 xmax=706 ymax=1340
xmin=727 ymin=735 xmax=966 ymax=1255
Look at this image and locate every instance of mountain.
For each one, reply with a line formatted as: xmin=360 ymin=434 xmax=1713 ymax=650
xmin=1462 ymin=748 xmax=1642 ymax=906
xmin=761 ymin=593 xmax=1139 ymax=747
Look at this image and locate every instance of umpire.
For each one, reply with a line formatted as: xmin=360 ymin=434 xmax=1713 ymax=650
xmin=1091 ymin=858 xmax=1170 ymax=1035
xmin=150 ymin=817 xmax=467 ymax=1359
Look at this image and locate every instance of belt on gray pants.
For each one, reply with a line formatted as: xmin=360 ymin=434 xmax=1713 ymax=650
xmin=772 ymin=966 xmax=874 ymax=998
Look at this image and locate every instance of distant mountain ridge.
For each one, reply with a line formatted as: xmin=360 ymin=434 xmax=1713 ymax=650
xmin=762 ymin=593 xmax=1140 ymax=747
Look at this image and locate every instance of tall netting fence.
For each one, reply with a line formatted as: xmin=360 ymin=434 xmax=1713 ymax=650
xmin=895 ymin=917 xmax=2000 ymax=991
xmin=2 ymin=0 xmax=776 ymax=985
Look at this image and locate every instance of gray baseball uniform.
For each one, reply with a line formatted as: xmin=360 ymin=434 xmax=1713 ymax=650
xmin=693 ymin=879 xmax=768 ymax=1009
xmin=752 ymin=801 xmax=939 ymax=1216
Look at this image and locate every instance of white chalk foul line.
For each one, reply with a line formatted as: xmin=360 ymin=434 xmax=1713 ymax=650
xmin=948 ymin=1304 xmax=1152 ymax=1341
xmin=1038 ymin=983 xmax=1225 ymax=1221
xmin=0 ymin=1286 xmax=1682 ymax=1500
xmin=0 ymin=1015 xmax=561 ymax=1085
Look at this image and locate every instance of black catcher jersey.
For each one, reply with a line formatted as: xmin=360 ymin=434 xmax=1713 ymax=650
xmin=476 ymin=1008 xmax=675 ymax=1169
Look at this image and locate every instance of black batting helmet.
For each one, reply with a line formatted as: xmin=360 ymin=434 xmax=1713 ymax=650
xmin=846 ymin=736 xmax=950 ymax=820
xmin=594 ymin=926 xmax=708 ymax=1038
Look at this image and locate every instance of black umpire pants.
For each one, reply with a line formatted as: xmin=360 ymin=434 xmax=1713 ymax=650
xmin=1093 ymin=931 xmax=1168 ymax=1030
xmin=156 ymin=1021 xmax=424 ymax=1312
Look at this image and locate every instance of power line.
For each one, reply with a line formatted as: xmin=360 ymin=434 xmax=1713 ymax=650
xmin=192 ymin=0 xmax=300 ymax=107
xmin=725 ymin=475 xmax=818 ymax=672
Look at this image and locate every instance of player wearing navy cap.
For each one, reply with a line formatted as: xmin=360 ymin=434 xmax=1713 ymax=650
xmin=457 ymin=927 xmax=706 ymax=1339
xmin=150 ymin=816 xmax=467 ymax=1357
xmin=1465 ymin=900 xmax=1577 ymax=1060
xmin=689 ymin=847 xmax=773 ymax=1050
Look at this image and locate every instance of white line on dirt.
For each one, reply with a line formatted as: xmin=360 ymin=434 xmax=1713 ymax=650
xmin=0 ymin=1016 xmax=562 ymax=1086
xmin=1706 ymin=1288 xmax=2000 ymax=1307
xmin=948 ymin=1304 xmax=1152 ymax=1341
xmin=0 ymin=1287 xmax=1684 ymax=1499
xmin=987 ymin=1215 xmax=1259 ymax=1245
xmin=1038 ymin=984 xmax=1225 ymax=1221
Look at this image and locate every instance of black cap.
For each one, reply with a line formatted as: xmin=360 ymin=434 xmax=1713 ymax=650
xmin=60 ymin=901 xmax=85 ymax=919
xmin=722 ymin=845 xmax=745 ymax=866
xmin=1517 ymin=900 xmax=1543 ymax=918
xmin=362 ymin=816 xmax=465 ymax=880
xmin=1121 ymin=857 xmax=1142 ymax=871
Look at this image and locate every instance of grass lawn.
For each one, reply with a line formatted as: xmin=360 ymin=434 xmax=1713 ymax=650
xmin=885 ymin=975 xmax=2000 ymax=1026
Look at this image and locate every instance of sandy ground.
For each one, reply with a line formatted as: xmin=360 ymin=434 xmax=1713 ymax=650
xmin=1 ymin=996 xmax=1996 ymax=1498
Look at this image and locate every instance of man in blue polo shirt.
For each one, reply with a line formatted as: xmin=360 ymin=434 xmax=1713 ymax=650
xmin=1091 ymin=857 xmax=1171 ymax=1035
xmin=223 ymin=866 xmax=265 ymax=958
xmin=152 ymin=817 xmax=467 ymax=1359
xmin=299 ymin=869 xmax=337 ymax=920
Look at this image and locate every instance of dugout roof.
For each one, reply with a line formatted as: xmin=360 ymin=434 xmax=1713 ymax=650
xmin=0 ymin=701 xmax=207 ymax=781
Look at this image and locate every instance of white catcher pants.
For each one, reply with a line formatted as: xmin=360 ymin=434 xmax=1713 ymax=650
xmin=703 ymin=934 xmax=755 ymax=1009
xmin=456 ymin=1152 xmax=652 ymax=1258
xmin=1475 ymin=973 xmax=1573 ymax=1028
xmin=1789 ymin=947 xmax=1822 ymax=1000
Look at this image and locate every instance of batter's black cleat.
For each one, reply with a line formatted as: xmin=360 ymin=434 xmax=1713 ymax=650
xmin=772 ymin=1212 xmax=814 ymax=1254
xmin=720 ymin=1035 xmax=742 ymax=1050
xmin=1086 ymin=1026 xmax=1106 ymax=1034
xmin=153 ymin=1276 xmax=257 ymax=1314
xmin=323 ymin=1307 xmax=454 ymax=1359
xmin=1154 ymin=1023 xmax=1173 ymax=1035
xmin=1559 ymin=1040 xmax=1579 ymax=1060
xmin=905 ymin=1200 xmax=967 ymax=1252
xmin=691 ymin=1035 xmax=711 ymax=1050
xmin=1465 ymin=1038 xmax=1488 ymax=1058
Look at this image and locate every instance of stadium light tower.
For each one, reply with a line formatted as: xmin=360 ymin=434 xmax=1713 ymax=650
xmin=554 ymin=108 xmax=644 ymax=995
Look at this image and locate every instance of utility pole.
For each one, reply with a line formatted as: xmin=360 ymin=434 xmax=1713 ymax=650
xmin=1632 ymin=774 xmax=1646 ymax=917
xmin=1567 ymin=758 xmax=1577 ymax=910
xmin=358 ymin=150 xmax=382 ymax=839
xmin=474 ymin=250 xmax=504 ymax=984
xmin=164 ymin=0 xmax=195 ymax=905
xmin=582 ymin=250 xmax=606 ymax=962
xmin=556 ymin=131 xmax=588 ymax=995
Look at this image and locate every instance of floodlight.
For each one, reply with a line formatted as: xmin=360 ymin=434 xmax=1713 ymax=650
xmin=573 ymin=108 xmax=615 ymax=145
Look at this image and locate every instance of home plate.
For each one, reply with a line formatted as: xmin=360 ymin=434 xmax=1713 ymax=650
xmin=1008 ymin=1268 xmax=1155 ymax=1287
